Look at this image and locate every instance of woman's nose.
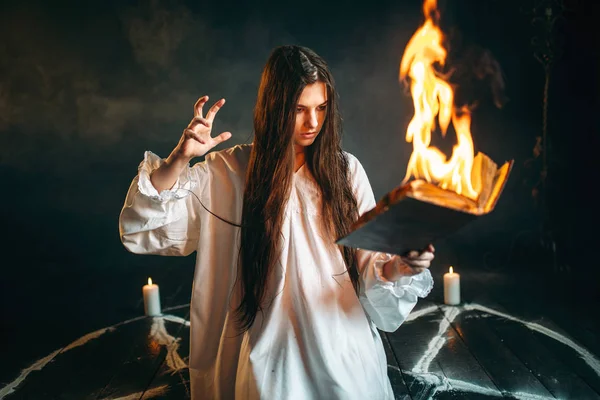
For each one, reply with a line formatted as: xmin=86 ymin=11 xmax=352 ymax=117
xmin=306 ymin=111 xmax=318 ymax=128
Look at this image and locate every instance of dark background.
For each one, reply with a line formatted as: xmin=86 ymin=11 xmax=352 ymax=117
xmin=1 ymin=0 xmax=598 ymax=388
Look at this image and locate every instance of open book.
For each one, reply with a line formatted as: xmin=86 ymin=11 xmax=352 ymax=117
xmin=336 ymin=153 xmax=513 ymax=255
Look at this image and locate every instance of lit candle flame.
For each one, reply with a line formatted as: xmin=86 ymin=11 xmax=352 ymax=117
xmin=400 ymin=0 xmax=482 ymax=200
xmin=148 ymin=277 xmax=153 ymax=286
xmin=449 ymin=266 xmax=453 ymax=274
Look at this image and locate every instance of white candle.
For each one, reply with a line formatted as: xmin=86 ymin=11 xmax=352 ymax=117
xmin=143 ymin=277 xmax=161 ymax=316
xmin=443 ymin=266 xmax=461 ymax=305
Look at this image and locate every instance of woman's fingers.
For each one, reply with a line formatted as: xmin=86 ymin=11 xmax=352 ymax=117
xmin=184 ymin=129 xmax=231 ymax=148
xmin=405 ymin=250 xmax=434 ymax=261
xmin=183 ymin=128 xmax=206 ymax=144
xmin=190 ymin=97 xmax=225 ymax=129
xmin=180 ymin=95 xmax=230 ymax=159
xmin=414 ymin=251 xmax=435 ymax=261
xmin=205 ymin=98 xmax=226 ymax=122
xmin=401 ymin=245 xmax=435 ymax=271
xmin=194 ymin=95 xmax=209 ymax=118
xmin=188 ymin=116 xmax=210 ymax=130
xmin=212 ymin=131 xmax=232 ymax=144
xmin=402 ymin=258 xmax=431 ymax=269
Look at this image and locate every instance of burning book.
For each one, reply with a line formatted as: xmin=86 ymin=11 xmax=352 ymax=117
xmin=337 ymin=0 xmax=513 ymax=255
xmin=337 ymin=155 xmax=513 ymax=256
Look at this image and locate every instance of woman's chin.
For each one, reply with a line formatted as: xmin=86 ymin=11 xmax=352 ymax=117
xmin=295 ymin=136 xmax=318 ymax=147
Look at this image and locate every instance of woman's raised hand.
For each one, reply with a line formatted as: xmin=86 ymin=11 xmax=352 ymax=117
xmin=173 ymin=96 xmax=232 ymax=160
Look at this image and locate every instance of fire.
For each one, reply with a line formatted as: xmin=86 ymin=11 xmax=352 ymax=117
xmin=400 ymin=0 xmax=481 ymax=200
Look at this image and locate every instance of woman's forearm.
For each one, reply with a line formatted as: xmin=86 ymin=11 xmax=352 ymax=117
xmin=150 ymin=152 xmax=191 ymax=193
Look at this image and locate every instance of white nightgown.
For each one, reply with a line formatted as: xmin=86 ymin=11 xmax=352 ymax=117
xmin=119 ymin=143 xmax=433 ymax=400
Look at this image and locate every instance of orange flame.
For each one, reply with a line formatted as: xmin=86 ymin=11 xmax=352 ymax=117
xmin=400 ymin=0 xmax=481 ymax=200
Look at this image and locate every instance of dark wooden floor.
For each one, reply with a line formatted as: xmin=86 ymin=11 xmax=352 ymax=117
xmin=2 ymin=260 xmax=600 ymax=400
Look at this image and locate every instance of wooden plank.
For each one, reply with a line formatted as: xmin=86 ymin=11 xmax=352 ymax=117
xmin=0 ymin=267 xmax=101 ymax=396
xmin=387 ymin=301 xmax=501 ymax=399
xmin=491 ymin=284 xmax=600 ymax=359
xmin=7 ymin=307 xmax=190 ymax=400
xmin=0 ymin=323 xmax=69 ymax=399
xmin=551 ymin=311 xmax=600 ymax=364
xmin=140 ymin=379 xmax=192 ymax=399
xmin=534 ymin=323 xmax=600 ymax=396
xmin=0 ymin=254 xmax=194 ymax=398
xmin=450 ymin=306 xmax=555 ymax=398
xmin=96 ymin=307 xmax=191 ymax=399
xmin=506 ymin=295 xmax=600 ymax=372
xmin=12 ymin=314 xmax=154 ymax=399
xmin=3 ymin=255 xmax=194 ymax=399
xmin=484 ymin=282 xmax=600 ymax=396
xmin=380 ymin=330 xmax=412 ymax=399
xmin=141 ymin=309 xmax=191 ymax=399
xmin=488 ymin=314 xmax=600 ymax=399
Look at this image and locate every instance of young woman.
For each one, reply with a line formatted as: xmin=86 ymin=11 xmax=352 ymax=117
xmin=119 ymin=45 xmax=434 ymax=400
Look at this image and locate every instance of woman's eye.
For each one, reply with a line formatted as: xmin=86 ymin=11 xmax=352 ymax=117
xmin=318 ymin=105 xmax=327 ymax=111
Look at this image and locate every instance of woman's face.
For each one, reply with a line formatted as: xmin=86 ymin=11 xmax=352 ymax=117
xmin=293 ymin=82 xmax=328 ymax=152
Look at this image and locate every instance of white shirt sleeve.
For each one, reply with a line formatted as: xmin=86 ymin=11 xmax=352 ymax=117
xmin=118 ymin=150 xmax=207 ymax=257
xmin=347 ymin=153 xmax=434 ymax=332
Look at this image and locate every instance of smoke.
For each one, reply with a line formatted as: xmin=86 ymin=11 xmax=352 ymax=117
xmin=0 ymin=8 xmax=90 ymax=136
xmin=444 ymin=31 xmax=510 ymax=111
xmin=432 ymin=0 xmax=510 ymax=112
xmin=0 ymin=0 xmax=517 ymax=206
xmin=122 ymin=0 xmax=194 ymax=72
xmin=0 ymin=0 xmax=294 ymax=173
xmin=0 ymin=0 xmax=551 ymax=273
xmin=0 ymin=5 xmax=139 ymax=166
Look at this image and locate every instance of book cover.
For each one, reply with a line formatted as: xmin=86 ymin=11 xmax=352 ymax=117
xmin=337 ymin=158 xmax=513 ymax=255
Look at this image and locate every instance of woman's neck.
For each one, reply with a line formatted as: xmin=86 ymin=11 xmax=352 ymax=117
xmin=294 ymin=146 xmax=306 ymax=172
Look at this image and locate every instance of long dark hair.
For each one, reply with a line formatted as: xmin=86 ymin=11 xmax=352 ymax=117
xmin=237 ymin=45 xmax=359 ymax=331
